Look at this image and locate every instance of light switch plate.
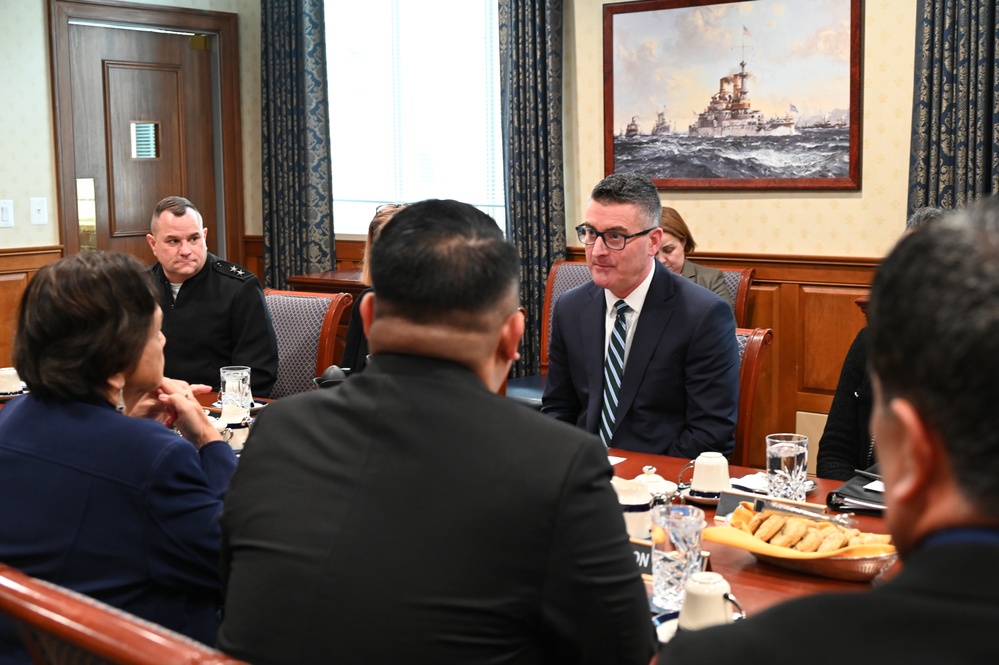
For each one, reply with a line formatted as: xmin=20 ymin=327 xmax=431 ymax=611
xmin=30 ymin=197 xmax=48 ymax=225
xmin=0 ymin=200 xmax=13 ymax=228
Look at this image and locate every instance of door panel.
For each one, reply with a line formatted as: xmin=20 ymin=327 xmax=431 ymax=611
xmin=68 ymin=23 xmax=217 ymax=260
xmin=107 ymin=63 xmax=184 ymax=241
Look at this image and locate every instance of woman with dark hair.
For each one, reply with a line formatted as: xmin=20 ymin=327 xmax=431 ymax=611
xmin=341 ymin=203 xmax=407 ymax=374
xmin=0 ymin=251 xmax=236 ymax=659
xmin=657 ymin=207 xmax=732 ymax=306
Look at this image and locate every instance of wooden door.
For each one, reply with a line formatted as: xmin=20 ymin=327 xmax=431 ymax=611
xmin=49 ymin=0 xmax=244 ymax=265
xmin=68 ymin=24 xmax=217 ymax=258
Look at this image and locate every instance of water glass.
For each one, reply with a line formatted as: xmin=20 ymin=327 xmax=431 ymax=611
xmin=219 ymin=365 xmax=252 ymax=424
xmin=651 ymin=504 xmax=705 ymax=613
xmin=766 ymin=433 xmax=809 ymax=502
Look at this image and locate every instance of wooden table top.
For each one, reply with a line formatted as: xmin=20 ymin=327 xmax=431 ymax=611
xmin=608 ymin=448 xmax=891 ymax=617
xmin=285 ymin=270 xmax=365 ymax=297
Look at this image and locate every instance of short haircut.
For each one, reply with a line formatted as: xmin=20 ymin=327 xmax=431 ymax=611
xmin=13 ymin=251 xmax=159 ymax=403
xmin=589 ymin=173 xmax=662 ymax=230
xmin=660 ymin=207 xmax=696 ymax=253
xmin=905 ymin=206 xmax=947 ymax=231
xmin=151 ymin=196 xmax=199 ymax=231
xmin=369 ymin=199 xmax=519 ymax=328
xmin=869 ymin=196 xmax=999 ymax=518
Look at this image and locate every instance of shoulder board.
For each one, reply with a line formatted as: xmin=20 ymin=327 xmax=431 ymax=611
xmin=212 ymin=259 xmax=254 ymax=281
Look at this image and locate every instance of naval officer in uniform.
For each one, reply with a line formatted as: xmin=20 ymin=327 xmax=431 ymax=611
xmin=146 ymin=196 xmax=278 ymax=397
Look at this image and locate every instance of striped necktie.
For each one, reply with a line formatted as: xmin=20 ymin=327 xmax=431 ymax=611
xmin=600 ymin=299 xmax=630 ymax=447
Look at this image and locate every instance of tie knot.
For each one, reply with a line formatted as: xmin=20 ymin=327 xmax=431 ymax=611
xmin=613 ymin=300 xmax=629 ymax=315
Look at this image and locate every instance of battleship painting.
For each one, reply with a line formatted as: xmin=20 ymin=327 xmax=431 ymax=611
xmin=687 ymin=59 xmax=796 ymax=137
xmin=604 ymin=0 xmax=861 ymax=190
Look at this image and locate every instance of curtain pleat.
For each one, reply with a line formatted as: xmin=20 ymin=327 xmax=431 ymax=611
xmin=499 ymin=0 xmax=566 ymax=377
xmin=262 ymin=0 xmax=334 ymax=288
xmin=908 ymin=0 xmax=999 ymax=213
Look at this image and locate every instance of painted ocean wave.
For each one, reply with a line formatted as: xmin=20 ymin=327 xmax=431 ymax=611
xmin=612 ymin=128 xmax=851 ymax=180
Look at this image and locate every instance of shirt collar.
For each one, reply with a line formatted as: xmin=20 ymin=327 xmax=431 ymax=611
xmin=603 ymin=262 xmax=655 ymax=316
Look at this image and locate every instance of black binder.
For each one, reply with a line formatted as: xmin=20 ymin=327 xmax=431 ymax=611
xmin=826 ymin=471 xmax=885 ymax=515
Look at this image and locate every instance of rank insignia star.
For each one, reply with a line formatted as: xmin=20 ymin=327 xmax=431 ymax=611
xmin=230 ymin=265 xmax=238 ymax=272
xmin=237 ymin=269 xmax=245 ymax=276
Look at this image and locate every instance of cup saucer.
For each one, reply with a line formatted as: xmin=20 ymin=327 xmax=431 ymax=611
xmin=680 ymin=488 xmax=720 ymax=506
xmin=209 ymin=400 xmax=267 ymax=413
xmin=653 ymin=614 xmax=680 ymax=643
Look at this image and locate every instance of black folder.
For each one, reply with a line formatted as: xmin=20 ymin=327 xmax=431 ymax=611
xmin=826 ymin=471 xmax=885 ymax=515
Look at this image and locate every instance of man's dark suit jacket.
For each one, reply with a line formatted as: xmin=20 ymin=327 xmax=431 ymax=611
xmin=660 ymin=539 xmax=999 ymax=663
xmin=542 ymin=260 xmax=739 ymax=457
xmin=218 ymin=354 xmax=656 ymax=665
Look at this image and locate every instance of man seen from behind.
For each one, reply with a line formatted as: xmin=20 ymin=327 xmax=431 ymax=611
xmin=217 ymin=199 xmax=656 ymax=664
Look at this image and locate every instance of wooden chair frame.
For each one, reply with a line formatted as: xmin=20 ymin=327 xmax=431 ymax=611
xmin=729 ymin=268 xmax=755 ymax=328
xmin=0 ymin=563 xmax=246 ymax=665
xmin=539 ymin=260 xmax=591 ymax=374
xmin=732 ymin=327 xmax=774 ymax=466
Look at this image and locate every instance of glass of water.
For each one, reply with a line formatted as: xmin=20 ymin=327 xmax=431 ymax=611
xmin=651 ymin=504 xmax=705 ymax=613
xmin=219 ymin=366 xmax=252 ymax=425
xmin=766 ymin=433 xmax=809 ymax=502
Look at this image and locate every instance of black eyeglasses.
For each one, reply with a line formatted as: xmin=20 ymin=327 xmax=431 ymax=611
xmin=575 ymin=224 xmax=654 ymax=251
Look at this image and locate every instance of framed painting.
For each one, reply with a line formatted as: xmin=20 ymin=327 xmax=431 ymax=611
xmin=603 ymin=0 xmax=863 ymax=190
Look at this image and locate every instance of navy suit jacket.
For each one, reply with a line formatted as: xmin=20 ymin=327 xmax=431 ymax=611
xmin=0 ymin=395 xmax=236 ymax=663
xmin=542 ymin=261 xmax=738 ymax=457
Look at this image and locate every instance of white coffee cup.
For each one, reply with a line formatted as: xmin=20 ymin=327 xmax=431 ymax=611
xmin=610 ymin=477 xmax=653 ymax=539
xmin=0 ymin=367 xmax=22 ymax=395
xmin=678 ymin=452 xmax=730 ymax=498
xmin=677 ymin=571 xmax=745 ymax=631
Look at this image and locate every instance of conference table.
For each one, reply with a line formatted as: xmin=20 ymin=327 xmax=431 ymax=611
xmin=608 ymin=448 xmax=892 ymax=617
xmin=184 ymin=392 xmax=890 ymax=618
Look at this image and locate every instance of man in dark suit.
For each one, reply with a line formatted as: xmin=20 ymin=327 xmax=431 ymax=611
xmin=217 ymin=199 xmax=656 ymax=665
xmin=542 ymin=173 xmax=739 ymax=457
xmin=660 ymin=199 xmax=999 ymax=663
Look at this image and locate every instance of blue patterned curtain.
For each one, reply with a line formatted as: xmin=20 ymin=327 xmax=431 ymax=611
xmin=908 ymin=0 xmax=999 ymax=213
xmin=261 ymin=0 xmax=334 ymax=288
xmin=499 ymin=0 xmax=566 ymax=377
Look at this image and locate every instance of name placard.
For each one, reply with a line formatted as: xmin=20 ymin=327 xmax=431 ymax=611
xmin=629 ymin=537 xmax=653 ymax=576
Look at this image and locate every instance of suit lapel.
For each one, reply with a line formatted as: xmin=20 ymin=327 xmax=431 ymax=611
xmin=614 ymin=263 xmax=676 ymax=431
xmin=581 ymin=282 xmax=607 ymax=433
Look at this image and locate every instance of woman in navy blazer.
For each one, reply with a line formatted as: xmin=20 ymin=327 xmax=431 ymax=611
xmin=0 ymin=252 xmax=236 ymax=663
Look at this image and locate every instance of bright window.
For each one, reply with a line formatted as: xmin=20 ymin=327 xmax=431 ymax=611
xmin=325 ymin=0 xmax=505 ymax=235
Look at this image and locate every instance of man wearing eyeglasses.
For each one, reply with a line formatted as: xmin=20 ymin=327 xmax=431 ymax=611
xmin=542 ymin=173 xmax=739 ymax=457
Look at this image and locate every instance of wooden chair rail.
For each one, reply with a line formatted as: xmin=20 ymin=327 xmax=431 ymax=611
xmin=0 ymin=563 xmax=247 ymax=665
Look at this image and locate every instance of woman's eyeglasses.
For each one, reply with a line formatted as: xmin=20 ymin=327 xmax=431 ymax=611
xmin=375 ymin=203 xmax=406 ymax=214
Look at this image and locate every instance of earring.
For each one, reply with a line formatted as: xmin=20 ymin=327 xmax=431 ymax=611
xmin=116 ymin=388 xmax=125 ymax=413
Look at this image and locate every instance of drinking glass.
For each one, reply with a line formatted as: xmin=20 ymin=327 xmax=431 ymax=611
xmin=766 ymin=433 xmax=809 ymax=502
xmin=651 ymin=504 xmax=705 ymax=613
xmin=219 ymin=366 xmax=252 ymax=424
